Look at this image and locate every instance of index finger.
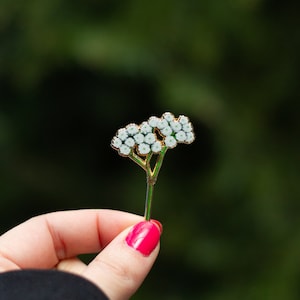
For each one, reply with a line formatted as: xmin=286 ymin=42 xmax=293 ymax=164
xmin=0 ymin=209 xmax=143 ymax=270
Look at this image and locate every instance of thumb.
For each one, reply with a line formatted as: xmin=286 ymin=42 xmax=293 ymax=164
xmin=82 ymin=220 xmax=162 ymax=300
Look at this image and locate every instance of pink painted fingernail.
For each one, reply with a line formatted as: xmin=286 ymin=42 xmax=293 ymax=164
xmin=150 ymin=219 xmax=163 ymax=234
xmin=126 ymin=221 xmax=161 ymax=256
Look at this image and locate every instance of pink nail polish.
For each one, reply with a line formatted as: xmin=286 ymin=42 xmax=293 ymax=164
xmin=126 ymin=221 xmax=161 ymax=256
xmin=150 ymin=219 xmax=163 ymax=234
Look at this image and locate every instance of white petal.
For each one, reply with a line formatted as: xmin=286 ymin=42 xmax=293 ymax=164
xmin=138 ymin=143 xmax=151 ymax=155
xmin=144 ymin=133 xmax=156 ymax=144
xmin=178 ymin=115 xmax=189 ymax=125
xmin=133 ymin=133 xmax=144 ymax=144
xmin=185 ymin=132 xmax=195 ymax=143
xmin=119 ymin=144 xmax=131 ymax=156
xmin=117 ymin=128 xmax=128 ymax=141
xmin=157 ymin=119 xmax=168 ymax=130
xmin=165 ymin=136 xmax=177 ymax=148
xmin=175 ymin=131 xmax=186 ymax=142
xmin=182 ymin=123 xmax=193 ymax=132
xmin=140 ymin=121 xmax=152 ymax=134
xmin=111 ymin=137 xmax=122 ymax=149
xmin=162 ymin=112 xmax=175 ymax=122
xmin=125 ymin=137 xmax=135 ymax=147
xmin=161 ymin=126 xmax=173 ymax=136
xmin=148 ymin=116 xmax=160 ymax=128
xmin=170 ymin=120 xmax=182 ymax=132
xmin=126 ymin=123 xmax=139 ymax=136
xmin=151 ymin=141 xmax=162 ymax=153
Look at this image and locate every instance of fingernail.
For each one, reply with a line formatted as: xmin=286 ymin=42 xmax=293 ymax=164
xmin=126 ymin=221 xmax=161 ymax=256
xmin=150 ymin=219 xmax=163 ymax=234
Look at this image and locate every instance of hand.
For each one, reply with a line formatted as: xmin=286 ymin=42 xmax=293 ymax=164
xmin=0 ymin=209 xmax=162 ymax=300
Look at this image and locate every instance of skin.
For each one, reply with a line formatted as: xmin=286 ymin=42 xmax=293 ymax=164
xmin=0 ymin=209 xmax=160 ymax=300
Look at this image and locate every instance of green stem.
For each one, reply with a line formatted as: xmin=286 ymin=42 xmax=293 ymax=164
xmin=129 ymin=147 xmax=168 ymax=221
xmin=152 ymin=146 xmax=168 ymax=180
xmin=129 ymin=151 xmax=146 ymax=171
xmin=144 ymin=146 xmax=168 ymax=220
xmin=144 ymin=175 xmax=155 ymax=220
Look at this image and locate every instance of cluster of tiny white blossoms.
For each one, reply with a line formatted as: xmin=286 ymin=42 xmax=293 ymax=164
xmin=111 ymin=112 xmax=195 ymax=157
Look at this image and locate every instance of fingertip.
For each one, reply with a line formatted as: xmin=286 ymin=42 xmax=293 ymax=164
xmin=125 ymin=221 xmax=161 ymax=256
xmin=82 ymin=222 xmax=161 ymax=300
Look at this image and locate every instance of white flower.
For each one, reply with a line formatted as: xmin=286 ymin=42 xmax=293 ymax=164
xmin=148 ymin=116 xmax=160 ymax=128
xmin=175 ymin=131 xmax=186 ymax=142
xmin=156 ymin=119 xmax=168 ymax=130
xmin=119 ymin=144 xmax=131 ymax=156
xmin=111 ymin=136 xmax=122 ymax=149
xmin=133 ymin=133 xmax=144 ymax=144
xmin=151 ymin=141 xmax=162 ymax=153
xmin=161 ymin=126 xmax=172 ymax=136
xmin=182 ymin=123 xmax=193 ymax=132
xmin=138 ymin=143 xmax=151 ymax=155
xmin=162 ymin=112 xmax=175 ymax=122
xmin=185 ymin=132 xmax=195 ymax=143
xmin=170 ymin=120 xmax=182 ymax=132
xmin=178 ymin=115 xmax=189 ymax=125
xmin=140 ymin=121 xmax=152 ymax=134
xmin=144 ymin=133 xmax=156 ymax=145
xmin=117 ymin=128 xmax=128 ymax=141
xmin=126 ymin=123 xmax=139 ymax=136
xmin=125 ymin=137 xmax=135 ymax=147
xmin=112 ymin=112 xmax=195 ymax=159
xmin=165 ymin=136 xmax=177 ymax=148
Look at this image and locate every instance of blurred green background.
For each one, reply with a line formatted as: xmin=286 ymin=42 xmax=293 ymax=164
xmin=1 ymin=0 xmax=300 ymax=299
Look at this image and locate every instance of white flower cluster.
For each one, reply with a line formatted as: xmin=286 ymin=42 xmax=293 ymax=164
xmin=111 ymin=112 xmax=195 ymax=157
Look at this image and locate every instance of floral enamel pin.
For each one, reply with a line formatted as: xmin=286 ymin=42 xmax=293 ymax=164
xmin=111 ymin=112 xmax=195 ymax=220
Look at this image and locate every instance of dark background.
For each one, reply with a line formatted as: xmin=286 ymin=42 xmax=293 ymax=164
xmin=1 ymin=1 xmax=300 ymax=299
